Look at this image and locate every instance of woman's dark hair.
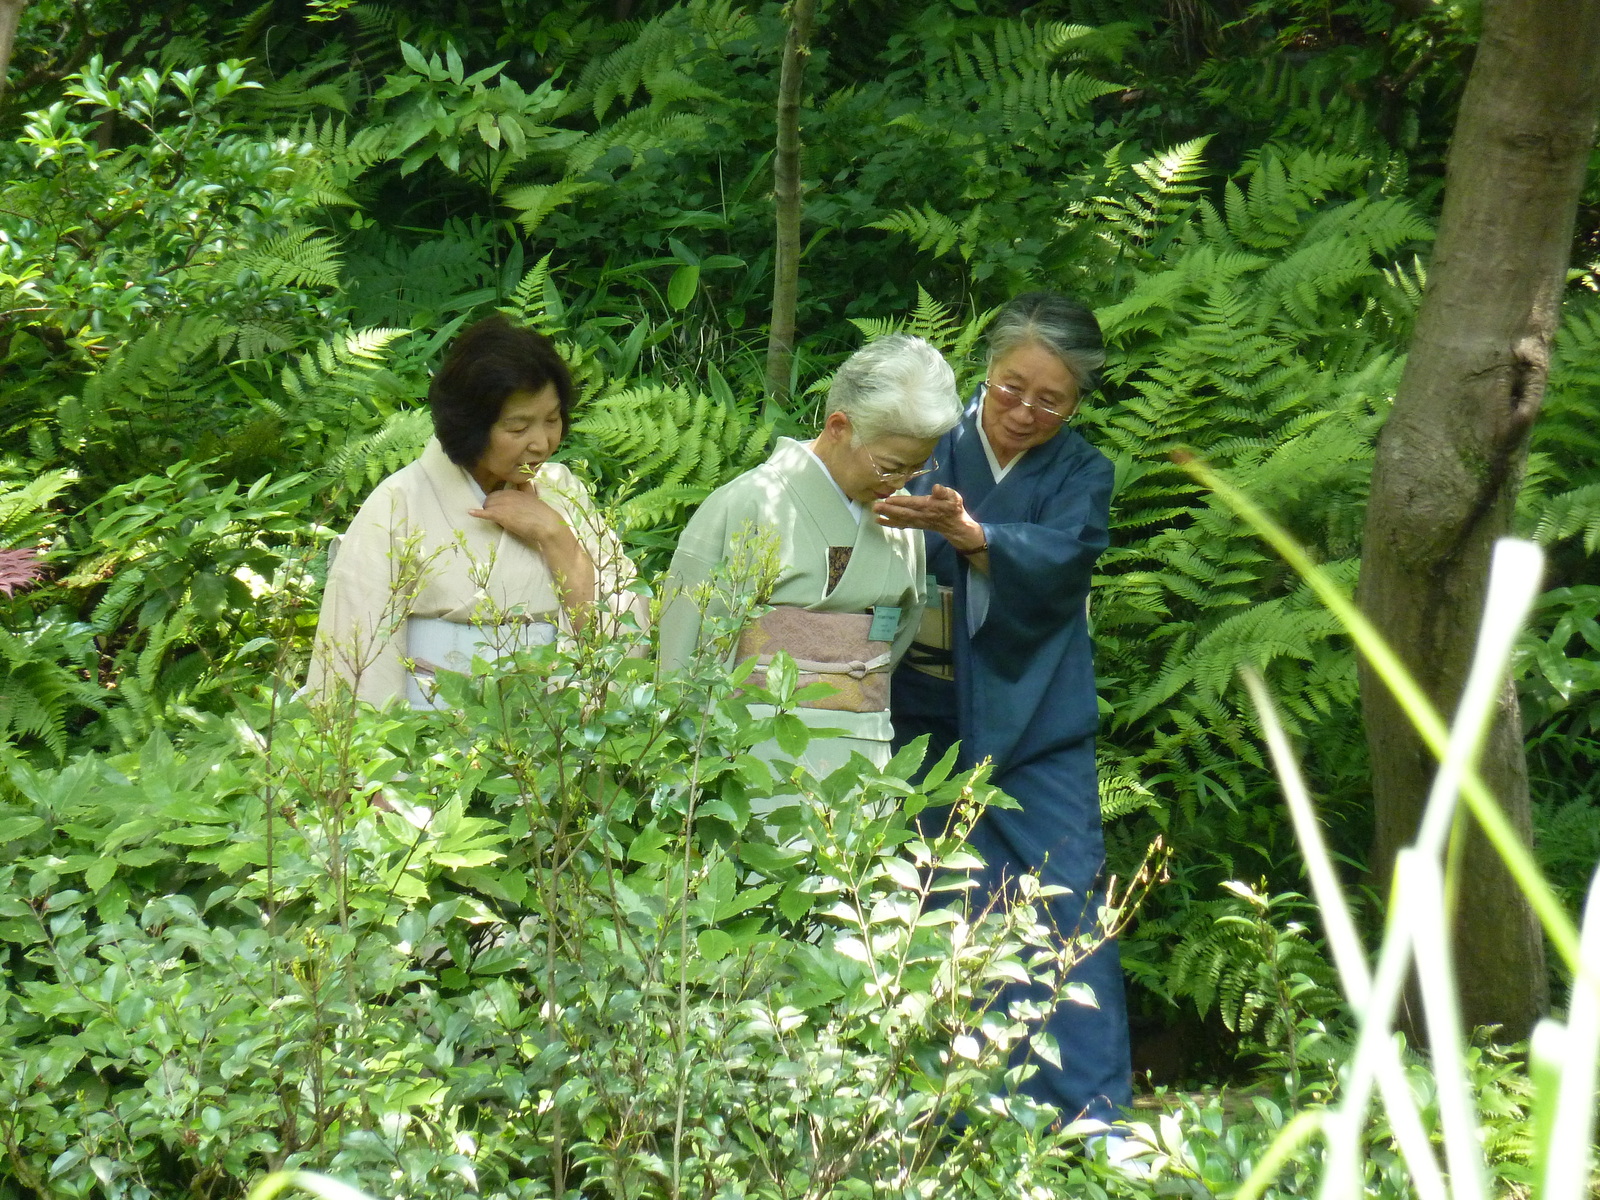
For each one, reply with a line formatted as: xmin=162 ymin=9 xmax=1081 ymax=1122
xmin=986 ymin=291 xmax=1105 ymax=397
xmin=427 ymin=316 xmax=576 ymax=468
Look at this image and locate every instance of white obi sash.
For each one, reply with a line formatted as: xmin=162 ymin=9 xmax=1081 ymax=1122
xmin=405 ymin=616 xmax=557 ymax=710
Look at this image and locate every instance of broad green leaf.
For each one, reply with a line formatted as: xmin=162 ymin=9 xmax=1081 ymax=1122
xmin=697 ymin=928 xmax=734 ymax=960
xmin=778 ymin=881 xmax=815 ymax=922
xmin=628 ymin=824 xmax=671 ymax=864
xmin=0 ymin=814 xmax=44 ymax=842
xmin=774 ymin=714 xmax=809 ymax=759
xmin=157 ymin=827 xmax=230 ymax=847
xmin=667 ymin=264 xmax=700 ymax=311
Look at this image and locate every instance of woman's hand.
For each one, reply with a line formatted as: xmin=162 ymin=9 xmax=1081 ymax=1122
xmin=470 ymin=480 xmax=598 ymax=616
xmin=873 ymin=484 xmax=989 ymax=571
xmin=470 ymin=479 xmax=570 ymax=547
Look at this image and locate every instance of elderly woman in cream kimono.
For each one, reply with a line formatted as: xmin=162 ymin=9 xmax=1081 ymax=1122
xmin=308 ymin=316 xmax=643 ymax=708
xmin=659 ymin=334 xmax=962 ymax=777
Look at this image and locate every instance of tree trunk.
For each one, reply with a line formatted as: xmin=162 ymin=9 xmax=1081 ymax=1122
xmin=0 ymin=0 xmax=28 ymax=97
xmin=1360 ymin=0 xmax=1600 ymax=1042
xmin=763 ymin=0 xmax=818 ymax=413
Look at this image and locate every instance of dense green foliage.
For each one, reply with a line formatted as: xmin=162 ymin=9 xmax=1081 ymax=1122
xmin=0 ymin=605 xmax=1130 ymax=1197
xmin=3 ymin=0 xmax=1600 ymax=1195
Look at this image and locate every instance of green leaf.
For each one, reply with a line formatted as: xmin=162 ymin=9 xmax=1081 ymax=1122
xmin=399 ymin=42 xmax=429 ymax=74
xmin=667 ymin=264 xmax=700 ymax=311
xmin=434 ymin=848 xmax=505 ymax=869
xmin=879 ymin=857 xmax=922 ymax=892
xmin=628 ymin=824 xmax=671 ymax=864
xmin=157 ymin=827 xmax=231 ymax=846
xmin=85 ymin=859 xmax=117 ymax=893
xmin=778 ymin=882 xmax=815 ymax=922
xmin=190 ymin=572 xmax=227 ymax=620
xmin=1063 ymin=980 xmax=1100 ymax=1008
xmin=0 ymin=814 xmax=44 ymax=842
xmin=739 ymin=843 xmax=803 ymax=876
xmin=714 ymin=882 xmax=780 ymax=922
xmin=697 ymin=928 xmax=734 ymax=960
xmin=774 ymin=714 xmax=809 ymax=759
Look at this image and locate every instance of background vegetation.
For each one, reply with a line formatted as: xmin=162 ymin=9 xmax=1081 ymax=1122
xmin=2 ymin=0 xmax=1599 ymax=1196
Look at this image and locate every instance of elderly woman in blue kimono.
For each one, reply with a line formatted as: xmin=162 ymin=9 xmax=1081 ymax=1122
xmin=875 ymin=293 xmax=1131 ymax=1129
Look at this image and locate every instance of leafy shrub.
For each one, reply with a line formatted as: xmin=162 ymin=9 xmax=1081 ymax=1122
xmin=0 ymin=582 xmax=1125 ymax=1198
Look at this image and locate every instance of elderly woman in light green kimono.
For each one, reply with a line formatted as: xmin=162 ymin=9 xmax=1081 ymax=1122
xmin=659 ymin=334 xmax=962 ymax=779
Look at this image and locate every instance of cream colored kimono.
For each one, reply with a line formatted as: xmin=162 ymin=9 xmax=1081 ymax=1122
xmin=659 ymin=437 xmax=926 ymax=776
xmin=308 ymin=438 xmax=643 ymax=706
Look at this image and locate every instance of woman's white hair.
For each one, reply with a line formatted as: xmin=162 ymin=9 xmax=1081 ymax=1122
xmin=825 ymin=333 xmax=962 ymax=445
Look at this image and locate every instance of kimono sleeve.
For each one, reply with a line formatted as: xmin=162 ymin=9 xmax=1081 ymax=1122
xmin=970 ymin=449 xmax=1113 ymax=682
xmin=541 ymin=464 xmax=649 ymax=634
xmin=657 ymin=491 xmax=734 ymax=674
xmin=306 ymin=483 xmax=416 ymax=705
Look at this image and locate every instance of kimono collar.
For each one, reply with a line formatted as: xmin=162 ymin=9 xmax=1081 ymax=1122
xmin=799 ymin=440 xmax=864 ymax=524
xmin=975 ymin=391 xmax=1027 ymax=483
xmin=419 ymin=437 xmax=490 ymax=512
xmin=772 ymin=437 xmax=864 ymax=523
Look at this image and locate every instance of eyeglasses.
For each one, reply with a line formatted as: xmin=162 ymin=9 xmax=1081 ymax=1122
xmin=984 ymin=380 xmax=1076 ymax=421
xmin=866 ymin=451 xmax=939 ymax=484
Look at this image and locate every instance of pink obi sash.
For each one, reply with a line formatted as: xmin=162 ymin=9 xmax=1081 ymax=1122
xmin=736 ymin=606 xmax=892 ymax=713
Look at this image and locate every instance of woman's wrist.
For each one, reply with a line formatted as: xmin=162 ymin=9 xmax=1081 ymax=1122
xmin=951 ymin=522 xmax=988 ymax=556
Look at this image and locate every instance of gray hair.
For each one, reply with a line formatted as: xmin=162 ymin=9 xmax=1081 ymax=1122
xmin=826 ymin=333 xmax=962 ymax=445
xmin=986 ymin=292 xmax=1105 ymax=397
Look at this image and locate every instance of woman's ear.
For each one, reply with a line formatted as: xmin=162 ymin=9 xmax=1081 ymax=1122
xmin=820 ymin=410 xmax=854 ymax=443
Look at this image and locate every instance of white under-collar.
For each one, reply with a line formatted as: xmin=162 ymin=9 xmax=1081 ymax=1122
xmin=802 ymin=441 xmax=864 ymax=524
xmin=976 ymin=395 xmax=1027 ymax=482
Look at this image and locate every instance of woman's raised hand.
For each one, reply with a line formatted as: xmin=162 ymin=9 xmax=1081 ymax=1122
xmin=470 ymin=479 xmax=597 ymax=614
xmin=873 ymin=484 xmax=987 ymax=555
xmin=469 ymin=479 xmax=573 ymax=549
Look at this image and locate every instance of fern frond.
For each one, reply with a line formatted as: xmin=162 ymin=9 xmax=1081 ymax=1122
xmin=0 ymin=623 xmax=104 ymax=761
xmin=868 ymin=204 xmax=979 ymax=260
xmin=240 ymin=228 xmax=343 ymax=291
xmin=564 ymin=110 xmax=707 ymax=177
xmin=1098 ymin=764 xmax=1160 ymax=822
xmin=501 ymin=180 xmax=602 ymax=237
xmin=501 ymin=253 xmax=562 ymax=331
xmin=0 ymin=469 xmax=75 ymax=547
xmin=574 ymin=0 xmax=753 ymax=120
xmin=936 ymin=20 xmax=1119 ymax=137
xmin=320 ymin=409 xmax=434 ymax=499
xmin=1529 ymin=482 xmax=1600 ymax=553
xmin=570 ymin=382 xmax=772 ymax=529
xmin=1083 ymin=136 xmax=1211 ymax=255
xmin=279 ymin=327 xmax=409 ymax=413
xmin=75 ymin=317 xmax=221 ymax=426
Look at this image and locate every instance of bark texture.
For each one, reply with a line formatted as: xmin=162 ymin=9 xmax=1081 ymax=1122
xmin=0 ymin=0 xmax=28 ymax=96
xmin=762 ymin=0 xmax=818 ymax=411
xmin=1360 ymin=0 xmax=1600 ymax=1040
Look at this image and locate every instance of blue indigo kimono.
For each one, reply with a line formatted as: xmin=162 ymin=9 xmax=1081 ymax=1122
xmin=891 ymin=396 xmax=1132 ymax=1124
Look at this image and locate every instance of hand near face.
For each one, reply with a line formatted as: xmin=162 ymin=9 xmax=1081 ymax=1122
xmin=469 ymin=478 xmax=572 ymax=549
xmin=873 ymin=484 xmax=987 ymax=555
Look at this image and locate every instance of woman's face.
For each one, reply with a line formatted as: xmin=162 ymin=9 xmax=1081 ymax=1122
xmin=845 ymin=432 xmax=942 ymax=504
xmin=815 ymin=411 xmax=940 ymax=504
xmin=980 ymin=340 xmax=1080 ymax=462
xmin=471 ymin=385 xmax=564 ymax=491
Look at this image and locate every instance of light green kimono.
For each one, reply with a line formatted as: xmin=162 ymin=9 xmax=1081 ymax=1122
xmin=659 ymin=437 xmax=926 ymax=777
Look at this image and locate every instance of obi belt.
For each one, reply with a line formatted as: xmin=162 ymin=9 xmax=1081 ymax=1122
xmin=405 ymin=616 xmax=557 ymax=710
xmin=736 ymin=606 xmax=894 ymax=713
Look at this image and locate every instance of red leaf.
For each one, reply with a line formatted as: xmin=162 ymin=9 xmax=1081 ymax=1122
xmin=0 ymin=549 xmax=45 ymax=598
